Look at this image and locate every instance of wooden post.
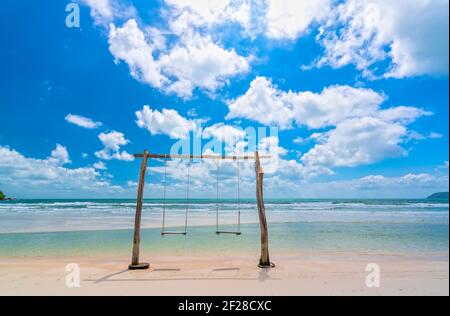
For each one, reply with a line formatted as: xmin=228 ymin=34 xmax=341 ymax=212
xmin=255 ymin=151 xmax=275 ymax=268
xmin=129 ymin=150 xmax=150 ymax=270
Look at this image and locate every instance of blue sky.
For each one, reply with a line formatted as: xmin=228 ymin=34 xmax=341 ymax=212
xmin=0 ymin=0 xmax=448 ymax=198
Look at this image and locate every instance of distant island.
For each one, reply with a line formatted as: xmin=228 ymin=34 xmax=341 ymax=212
xmin=0 ymin=190 xmax=14 ymax=201
xmin=427 ymin=192 xmax=449 ymax=200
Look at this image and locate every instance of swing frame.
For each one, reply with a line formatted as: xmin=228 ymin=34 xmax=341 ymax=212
xmin=128 ymin=150 xmax=275 ymax=270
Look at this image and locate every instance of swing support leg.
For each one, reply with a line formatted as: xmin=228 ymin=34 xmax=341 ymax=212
xmin=255 ymin=152 xmax=275 ymax=269
xmin=129 ymin=150 xmax=150 ymax=270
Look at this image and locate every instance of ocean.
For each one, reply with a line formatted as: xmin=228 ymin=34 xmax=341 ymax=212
xmin=0 ymin=199 xmax=448 ymax=257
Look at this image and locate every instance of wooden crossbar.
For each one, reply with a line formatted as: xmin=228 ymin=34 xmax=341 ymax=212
xmin=134 ymin=153 xmax=272 ymax=160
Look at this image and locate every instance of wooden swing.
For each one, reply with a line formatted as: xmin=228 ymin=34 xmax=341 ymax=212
xmin=215 ymin=159 xmax=241 ymax=236
xmin=160 ymin=159 xmax=190 ymax=236
xmin=129 ymin=151 xmax=275 ymax=270
xmin=160 ymin=158 xmax=242 ymax=236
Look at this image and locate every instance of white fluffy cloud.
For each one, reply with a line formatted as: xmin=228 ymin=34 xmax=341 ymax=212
xmin=65 ymin=114 xmax=103 ymax=129
xmin=82 ymin=0 xmax=114 ymax=22
xmin=356 ymin=173 xmax=447 ymax=191
xmin=378 ymin=106 xmax=432 ymax=124
xmin=107 ymin=18 xmax=250 ymax=98
xmin=165 ymin=0 xmax=333 ymax=40
xmin=165 ymin=0 xmax=247 ymax=31
xmin=95 ymin=131 xmax=134 ymax=161
xmin=81 ymin=0 xmax=136 ymax=25
xmin=202 ymin=123 xmax=246 ymax=144
xmin=0 ymin=145 xmax=122 ymax=197
xmin=316 ymin=0 xmax=449 ymax=78
xmin=108 ymin=19 xmax=167 ymax=89
xmin=264 ymin=171 xmax=448 ymax=199
xmin=50 ymin=144 xmax=71 ymax=165
xmin=135 ymin=105 xmax=196 ymax=139
xmin=258 ymin=136 xmax=288 ymax=158
xmin=266 ymin=0 xmax=332 ymax=40
xmin=301 ymin=117 xmax=408 ymax=170
xmin=164 ymin=0 xmax=269 ymax=41
xmin=227 ymin=77 xmax=294 ymax=129
xmin=93 ymin=161 xmax=107 ymax=170
xmin=159 ymin=37 xmax=250 ymax=98
xmin=228 ymin=77 xmax=432 ymax=176
xmin=227 ymin=77 xmax=387 ymax=129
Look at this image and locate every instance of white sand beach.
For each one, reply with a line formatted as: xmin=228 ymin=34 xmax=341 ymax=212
xmin=0 ymin=252 xmax=448 ymax=296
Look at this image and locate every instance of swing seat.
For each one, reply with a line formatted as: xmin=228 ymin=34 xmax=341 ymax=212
xmin=161 ymin=232 xmax=187 ymax=236
xmin=216 ymin=231 xmax=241 ymax=236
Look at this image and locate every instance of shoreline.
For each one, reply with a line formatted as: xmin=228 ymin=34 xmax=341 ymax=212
xmin=0 ymin=251 xmax=448 ymax=296
xmin=1 ymin=250 xmax=448 ymax=259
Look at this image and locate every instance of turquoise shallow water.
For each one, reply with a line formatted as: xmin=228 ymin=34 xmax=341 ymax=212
xmin=0 ymin=199 xmax=448 ymax=257
xmin=0 ymin=222 xmax=448 ymax=257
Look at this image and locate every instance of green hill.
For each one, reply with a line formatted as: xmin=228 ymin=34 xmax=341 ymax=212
xmin=427 ymin=192 xmax=449 ymax=200
xmin=0 ymin=191 xmax=5 ymax=200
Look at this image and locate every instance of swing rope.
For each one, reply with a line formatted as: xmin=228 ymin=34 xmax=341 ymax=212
xmin=216 ymin=160 xmax=220 ymax=232
xmin=237 ymin=159 xmax=241 ymax=233
xmin=215 ymin=158 xmax=241 ymax=236
xmin=161 ymin=160 xmax=190 ymax=236
xmin=184 ymin=159 xmax=191 ymax=234
xmin=161 ymin=159 xmax=167 ymax=233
